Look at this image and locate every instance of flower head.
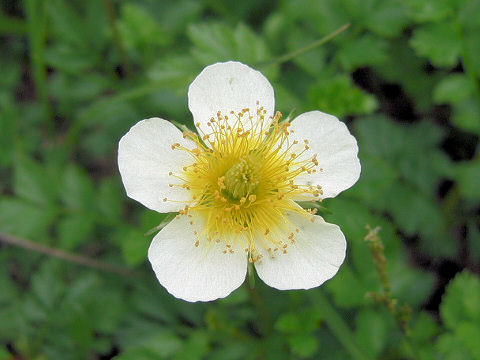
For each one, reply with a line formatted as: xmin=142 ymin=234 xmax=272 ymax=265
xmin=118 ymin=62 xmax=361 ymax=302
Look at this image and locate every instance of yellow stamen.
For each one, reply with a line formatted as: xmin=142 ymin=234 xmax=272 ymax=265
xmin=170 ymin=106 xmax=321 ymax=256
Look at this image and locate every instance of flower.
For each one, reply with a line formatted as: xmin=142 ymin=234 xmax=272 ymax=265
xmin=118 ymin=61 xmax=361 ymax=302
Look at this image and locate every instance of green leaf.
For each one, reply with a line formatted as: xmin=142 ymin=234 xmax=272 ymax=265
xmin=452 ymin=99 xmax=480 ymax=135
xmin=455 ymin=322 xmax=480 ymax=357
xmin=338 ymin=35 xmax=388 ymax=71
xmin=349 ymin=154 xmax=397 ymax=210
xmin=433 ymin=74 xmax=475 ymax=104
xmin=354 ymin=309 xmax=389 ymax=357
xmin=405 ymin=0 xmax=454 ymax=22
xmin=118 ymin=3 xmax=171 ymax=64
xmin=308 ymin=75 xmax=378 ymax=117
xmin=46 ymin=0 xmax=107 ymax=73
xmin=148 ymin=56 xmax=199 ymax=90
xmin=325 ymin=264 xmax=368 ymax=308
xmin=377 ymin=39 xmax=436 ymax=111
xmin=457 ymin=160 xmax=480 ymax=201
xmin=61 ymin=165 xmax=95 ymax=211
xmin=462 ymin=29 xmax=480 ymax=77
xmin=115 ymin=330 xmax=183 ymax=360
xmin=118 ymin=226 xmax=150 ymax=266
xmin=441 ymin=271 xmax=480 ymax=328
xmin=287 ymin=333 xmax=319 ymax=358
xmin=0 ymin=104 xmax=17 ymax=167
xmin=458 ymin=0 xmax=480 ymax=29
xmin=174 ymin=331 xmax=210 ymax=360
xmin=387 ymin=184 xmax=454 ymax=257
xmin=275 ymin=307 xmax=322 ymax=333
xmin=285 ymin=27 xmax=327 ymax=76
xmin=410 ymin=23 xmax=461 ymax=68
xmin=467 ymin=220 xmax=480 ymax=260
xmin=57 ymin=214 xmax=95 ymax=250
xmin=14 ymin=157 xmax=59 ymax=205
xmin=355 ymin=116 xmax=406 ymax=159
xmin=0 ymin=348 xmax=10 ymax=360
xmin=410 ymin=312 xmax=438 ymax=344
xmin=30 ymin=261 xmax=64 ymax=311
xmin=188 ymin=22 xmax=276 ymax=77
xmin=436 ymin=333 xmax=476 ymax=360
xmin=0 ymin=198 xmax=56 ymax=238
xmin=363 ymin=1 xmax=410 ymax=37
xmin=97 ymin=178 xmax=123 ymax=225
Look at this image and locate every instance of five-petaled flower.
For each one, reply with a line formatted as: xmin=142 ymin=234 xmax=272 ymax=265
xmin=118 ymin=61 xmax=361 ymax=302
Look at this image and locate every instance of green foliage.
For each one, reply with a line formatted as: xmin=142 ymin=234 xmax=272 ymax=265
xmin=0 ymin=0 xmax=479 ymax=359
xmin=437 ymin=271 xmax=480 ymax=359
xmin=308 ymin=75 xmax=378 ymax=117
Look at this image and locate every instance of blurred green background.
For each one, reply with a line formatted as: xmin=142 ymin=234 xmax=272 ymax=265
xmin=1 ymin=0 xmax=479 ymax=359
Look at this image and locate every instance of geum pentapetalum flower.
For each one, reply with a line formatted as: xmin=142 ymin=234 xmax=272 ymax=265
xmin=118 ymin=61 xmax=361 ymax=302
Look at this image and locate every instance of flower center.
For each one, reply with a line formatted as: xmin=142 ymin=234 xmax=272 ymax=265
xmin=223 ymin=154 xmax=260 ymax=201
xmin=167 ymin=105 xmax=323 ymax=262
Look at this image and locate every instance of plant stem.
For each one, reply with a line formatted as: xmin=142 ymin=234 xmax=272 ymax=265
xmin=245 ymin=266 xmax=272 ymax=336
xmin=102 ymin=0 xmax=131 ymax=76
xmin=258 ymin=23 xmax=350 ymax=67
xmin=309 ymin=291 xmax=370 ymax=360
xmin=25 ymin=0 xmax=52 ymax=135
xmin=0 ymin=232 xmax=137 ymax=277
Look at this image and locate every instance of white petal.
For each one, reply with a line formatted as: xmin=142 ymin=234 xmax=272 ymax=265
xmin=118 ymin=118 xmax=193 ymax=213
xmin=289 ymin=111 xmax=361 ymax=199
xmin=254 ymin=213 xmax=346 ymax=290
xmin=148 ymin=214 xmax=248 ymax=302
xmin=188 ymin=61 xmax=275 ymax=133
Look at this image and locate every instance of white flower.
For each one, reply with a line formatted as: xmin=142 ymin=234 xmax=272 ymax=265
xmin=118 ymin=61 xmax=361 ymax=302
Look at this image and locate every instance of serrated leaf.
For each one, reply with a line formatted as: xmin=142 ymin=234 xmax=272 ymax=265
xmin=452 ymin=98 xmax=480 ymax=135
xmin=410 ymin=312 xmax=438 ymax=344
xmin=387 ymin=184 xmax=454 ymax=257
xmin=338 ymin=35 xmax=388 ymax=71
xmin=433 ymin=74 xmax=475 ymax=104
xmin=455 ymin=322 xmax=480 ymax=357
xmin=0 ymin=198 xmax=56 ymax=238
xmin=148 ymin=56 xmax=199 ymax=89
xmin=308 ymin=75 xmax=378 ymax=117
xmin=405 ymin=0 xmax=454 ymax=22
xmin=462 ymin=30 xmax=480 ymax=77
xmin=57 ymin=214 xmax=95 ymax=250
xmin=61 ymin=165 xmax=95 ymax=211
xmin=115 ymin=331 xmax=183 ymax=359
xmin=119 ymin=226 xmax=150 ymax=266
xmin=174 ymin=331 xmax=210 ymax=360
xmin=410 ymin=23 xmax=461 ymax=68
xmin=285 ymin=28 xmax=327 ymax=76
xmin=436 ymin=333 xmax=475 ymax=360
xmin=188 ymin=22 xmax=276 ymax=77
xmin=355 ymin=309 xmax=389 ymax=357
xmin=440 ymin=271 xmax=480 ymax=329
xmin=97 ymin=178 xmax=124 ymax=225
xmin=287 ymin=333 xmax=319 ymax=358
xmin=325 ymin=264 xmax=368 ymax=308
xmin=14 ymin=157 xmax=59 ymax=205
xmin=275 ymin=308 xmax=322 ymax=333
xmin=363 ymin=1 xmax=410 ymax=37
xmin=118 ymin=3 xmax=171 ymax=65
xmin=30 ymin=261 xmax=64 ymax=311
xmin=457 ymin=160 xmax=480 ymax=201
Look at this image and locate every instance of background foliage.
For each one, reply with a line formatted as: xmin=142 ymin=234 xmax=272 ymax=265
xmin=0 ymin=0 xmax=479 ymax=359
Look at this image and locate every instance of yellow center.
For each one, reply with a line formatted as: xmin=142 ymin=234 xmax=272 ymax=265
xmin=167 ymin=105 xmax=323 ymax=262
xmin=224 ymin=153 xmax=260 ymax=200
